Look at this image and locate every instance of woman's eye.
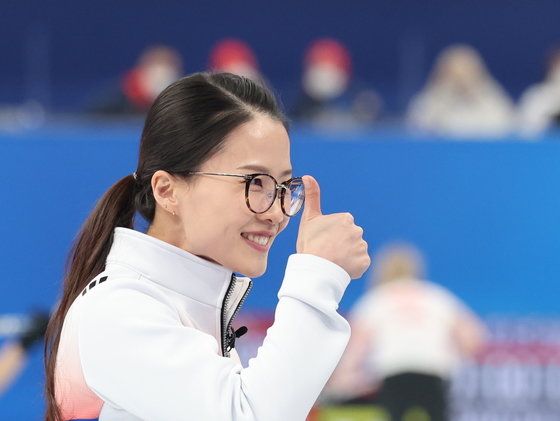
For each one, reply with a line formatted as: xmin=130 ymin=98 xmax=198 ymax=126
xmin=250 ymin=178 xmax=264 ymax=189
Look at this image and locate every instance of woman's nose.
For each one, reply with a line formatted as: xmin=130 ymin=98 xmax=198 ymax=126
xmin=258 ymin=195 xmax=285 ymax=224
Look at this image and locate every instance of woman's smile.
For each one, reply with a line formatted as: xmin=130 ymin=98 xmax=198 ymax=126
xmin=241 ymin=231 xmax=275 ymax=252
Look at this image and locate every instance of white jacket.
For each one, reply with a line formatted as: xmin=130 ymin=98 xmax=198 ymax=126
xmin=55 ymin=227 xmax=351 ymax=421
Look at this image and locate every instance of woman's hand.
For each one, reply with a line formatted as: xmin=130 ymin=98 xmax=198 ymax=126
xmin=296 ymin=175 xmax=370 ymax=279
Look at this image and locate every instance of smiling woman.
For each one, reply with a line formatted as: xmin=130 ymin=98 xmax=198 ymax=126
xmin=44 ymin=72 xmax=370 ymax=421
xmin=146 ymin=114 xmax=296 ymax=278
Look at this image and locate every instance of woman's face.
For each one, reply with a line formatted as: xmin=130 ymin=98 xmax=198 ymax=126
xmin=174 ymin=113 xmax=292 ymax=277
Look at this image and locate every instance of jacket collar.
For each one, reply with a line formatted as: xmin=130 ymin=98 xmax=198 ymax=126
xmin=106 ymin=227 xmax=243 ymax=310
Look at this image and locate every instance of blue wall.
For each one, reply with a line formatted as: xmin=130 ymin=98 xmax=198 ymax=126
xmin=1 ymin=124 xmax=560 ymax=317
xmin=3 ymin=0 xmax=560 ymax=110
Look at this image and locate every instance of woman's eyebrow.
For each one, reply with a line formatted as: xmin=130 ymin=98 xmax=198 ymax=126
xmin=237 ymin=165 xmax=293 ymax=177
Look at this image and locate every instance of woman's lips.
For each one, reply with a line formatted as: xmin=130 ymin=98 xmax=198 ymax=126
xmin=241 ymin=232 xmax=273 ymax=252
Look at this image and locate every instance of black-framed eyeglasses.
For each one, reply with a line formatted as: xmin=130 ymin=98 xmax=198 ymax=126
xmin=186 ymin=172 xmax=305 ymax=217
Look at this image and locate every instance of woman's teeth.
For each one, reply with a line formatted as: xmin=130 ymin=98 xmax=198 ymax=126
xmin=245 ymin=234 xmax=270 ymax=246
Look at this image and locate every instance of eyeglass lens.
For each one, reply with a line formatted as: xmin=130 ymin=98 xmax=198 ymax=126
xmin=247 ymin=175 xmax=305 ymax=216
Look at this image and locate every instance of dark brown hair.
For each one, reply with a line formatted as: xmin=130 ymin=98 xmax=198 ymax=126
xmin=44 ymin=72 xmax=287 ymax=421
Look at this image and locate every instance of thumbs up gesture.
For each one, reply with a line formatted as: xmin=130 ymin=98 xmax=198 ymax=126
xmin=297 ymin=176 xmax=370 ymax=280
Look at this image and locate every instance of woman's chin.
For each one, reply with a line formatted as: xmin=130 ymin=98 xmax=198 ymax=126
xmin=236 ymin=263 xmax=267 ymax=279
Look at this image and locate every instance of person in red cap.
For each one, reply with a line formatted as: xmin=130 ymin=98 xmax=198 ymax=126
xmin=303 ymin=38 xmax=352 ymax=102
xmin=88 ymin=45 xmax=183 ymax=115
xmin=122 ymin=45 xmax=183 ymax=112
xmin=291 ymin=38 xmax=381 ymax=128
xmin=208 ymin=39 xmax=262 ymax=83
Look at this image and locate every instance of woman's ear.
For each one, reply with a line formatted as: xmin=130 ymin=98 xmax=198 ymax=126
xmin=151 ymin=170 xmax=181 ymax=213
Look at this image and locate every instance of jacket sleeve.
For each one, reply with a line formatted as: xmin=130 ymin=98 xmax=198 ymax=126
xmin=78 ymin=254 xmax=351 ymax=421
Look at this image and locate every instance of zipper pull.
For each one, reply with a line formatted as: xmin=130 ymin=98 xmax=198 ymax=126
xmin=234 ymin=326 xmax=248 ymax=338
xmin=225 ymin=325 xmax=249 ymax=354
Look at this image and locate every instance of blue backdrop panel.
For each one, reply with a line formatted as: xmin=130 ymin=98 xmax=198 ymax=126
xmin=1 ymin=126 xmax=560 ymax=316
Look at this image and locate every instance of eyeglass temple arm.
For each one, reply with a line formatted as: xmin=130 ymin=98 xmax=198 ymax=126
xmin=187 ymin=171 xmax=251 ymax=179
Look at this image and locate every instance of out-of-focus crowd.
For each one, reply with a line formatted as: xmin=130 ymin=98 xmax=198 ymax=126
xmin=84 ymin=38 xmax=560 ymax=138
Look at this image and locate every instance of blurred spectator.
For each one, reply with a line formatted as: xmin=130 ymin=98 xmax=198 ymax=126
xmin=88 ymin=45 xmax=183 ymax=115
xmin=407 ymin=44 xmax=514 ymax=137
xmin=326 ymin=243 xmax=486 ymax=421
xmin=208 ymin=38 xmax=262 ymax=83
xmin=0 ymin=310 xmax=49 ymax=395
xmin=291 ymin=38 xmax=382 ymax=128
xmin=0 ymin=101 xmax=46 ymax=132
xmin=518 ymin=46 xmax=560 ymax=136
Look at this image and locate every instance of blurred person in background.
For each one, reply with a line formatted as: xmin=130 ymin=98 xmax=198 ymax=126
xmin=208 ymin=38 xmax=263 ymax=83
xmin=518 ymin=46 xmax=560 ymax=136
xmin=326 ymin=242 xmax=486 ymax=421
xmin=291 ymin=38 xmax=382 ymax=129
xmin=407 ymin=44 xmax=514 ymax=138
xmin=0 ymin=310 xmax=49 ymax=395
xmin=88 ymin=45 xmax=183 ymax=115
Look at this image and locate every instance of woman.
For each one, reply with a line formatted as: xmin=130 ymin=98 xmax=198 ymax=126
xmin=44 ymin=72 xmax=370 ymax=421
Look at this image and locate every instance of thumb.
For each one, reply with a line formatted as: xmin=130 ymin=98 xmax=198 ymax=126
xmin=301 ymin=175 xmax=322 ymax=220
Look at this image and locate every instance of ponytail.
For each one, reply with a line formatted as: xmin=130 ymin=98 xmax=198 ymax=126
xmin=44 ymin=174 xmax=136 ymax=421
xmin=44 ymin=72 xmax=288 ymax=421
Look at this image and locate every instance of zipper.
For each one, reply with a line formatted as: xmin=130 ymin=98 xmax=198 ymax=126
xmin=220 ymin=274 xmax=253 ymax=357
